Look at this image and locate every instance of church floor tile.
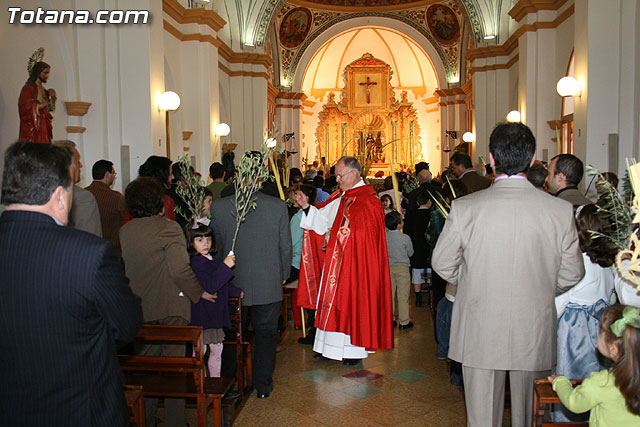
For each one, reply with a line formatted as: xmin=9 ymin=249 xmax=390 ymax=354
xmin=297 ymin=369 xmax=340 ymax=382
xmin=342 ymin=369 xmax=385 ymax=382
xmin=387 ymin=369 xmax=431 ymax=383
xmin=340 ymin=383 xmax=384 ymax=398
xmin=176 ymin=294 xmax=512 ymax=425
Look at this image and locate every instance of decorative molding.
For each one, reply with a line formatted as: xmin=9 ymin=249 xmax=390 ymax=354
xmin=276 ymin=92 xmax=307 ymax=100
xmin=66 ymin=126 xmax=86 ymax=133
xmin=467 ymin=4 xmax=573 ymax=61
xmin=182 ymin=131 xmax=193 ymax=141
xmin=422 ymin=96 xmax=439 ymax=105
xmin=470 ymin=54 xmax=519 ymax=74
xmin=287 ymin=0 xmax=439 ymax=13
xmin=162 ymin=0 xmax=226 ymax=32
xmin=302 ymin=110 xmax=314 ymax=116
xmin=302 ymin=99 xmax=316 ymax=108
xmin=275 ymin=104 xmax=304 ymax=109
xmin=218 ymin=62 xmax=270 ymax=80
xmin=64 ymin=101 xmax=91 ymax=116
xmin=254 ymin=0 xmax=280 ymax=47
xmin=461 ymin=79 xmax=472 ymax=95
xmin=509 ymin=0 xmax=568 ymax=23
xmin=267 ymin=82 xmax=280 ymax=99
xmin=164 ymin=20 xmax=272 ymax=69
xmin=434 ymin=88 xmax=466 ymax=97
xmin=426 ymin=107 xmax=439 ymax=113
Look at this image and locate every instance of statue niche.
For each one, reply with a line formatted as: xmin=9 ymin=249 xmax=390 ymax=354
xmin=314 ymin=53 xmax=422 ymax=176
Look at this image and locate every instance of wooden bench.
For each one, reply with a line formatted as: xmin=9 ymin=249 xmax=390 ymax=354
xmin=125 ymin=385 xmax=144 ymax=426
xmin=533 ymin=379 xmax=587 ymax=426
xmin=120 ymin=325 xmax=233 ymax=427
xmin=221 ymin=297 xmax=253 ymax=425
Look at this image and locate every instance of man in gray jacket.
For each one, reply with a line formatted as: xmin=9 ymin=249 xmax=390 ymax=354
xmin=211 ymin=152 xmax=292 ymax=399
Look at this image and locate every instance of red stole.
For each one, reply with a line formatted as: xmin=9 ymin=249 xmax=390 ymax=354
xmin=297 ymin=185 xmax=393 ymax=351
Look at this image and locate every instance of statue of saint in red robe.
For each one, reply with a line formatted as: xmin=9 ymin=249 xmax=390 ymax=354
xmin=298 ymin=158 xmax=393 ymax=361
xmin=18 ymin=61 xmax=56 ymax=143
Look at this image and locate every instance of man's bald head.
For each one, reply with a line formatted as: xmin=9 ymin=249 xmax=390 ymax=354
xmin=417 ymin=169 xmax=432 ymax=185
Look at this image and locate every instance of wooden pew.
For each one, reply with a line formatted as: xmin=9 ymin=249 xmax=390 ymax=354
xmin=120 ymin=325 xmax=233 ymax=427
xmin=124 ymin=385 xmax=144 ymax=427
xmin=533 ymin=379 xmax=587 ymax=426
xmin=222 ymin=297 xmax=253 ymax=425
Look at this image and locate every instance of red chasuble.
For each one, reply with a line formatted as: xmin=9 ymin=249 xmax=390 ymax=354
xmin=298 ymin=184 xmax=393 ymax=351
xmin=18 ymin=83 xmax=53 ymax=143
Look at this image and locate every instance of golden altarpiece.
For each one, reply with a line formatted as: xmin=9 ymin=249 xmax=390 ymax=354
xmin=314 ymin=53 xmax=422 ymax=176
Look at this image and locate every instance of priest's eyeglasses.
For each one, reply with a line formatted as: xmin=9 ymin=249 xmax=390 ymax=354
xmin=335 ymin=169 xmax=357 ymax=179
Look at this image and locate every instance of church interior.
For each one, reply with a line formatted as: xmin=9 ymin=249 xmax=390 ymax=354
xmin=1 ymin=0 xmax=639 ymax=425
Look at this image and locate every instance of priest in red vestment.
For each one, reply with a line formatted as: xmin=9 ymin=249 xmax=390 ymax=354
xmin=18 ymin=61 xmax=56 ymax=143
xmin=297 ymin=156 xmax=393 ymax=364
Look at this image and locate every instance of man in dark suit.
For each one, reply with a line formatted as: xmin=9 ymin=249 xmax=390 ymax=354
xmin=450 ymin=152 xmax=492 ymax=193
xmin=0 ymin=142 xmax=142 ymax=426
xmin=211 ymin=152 xmax=292 ymax=399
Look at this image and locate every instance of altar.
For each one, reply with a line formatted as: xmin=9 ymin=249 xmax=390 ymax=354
xmin=313 ymin=53 xmax=422 ymax=177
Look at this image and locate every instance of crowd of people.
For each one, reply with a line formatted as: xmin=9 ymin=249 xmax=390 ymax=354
xmin=2 ymin=120 xmax=640 ymax=426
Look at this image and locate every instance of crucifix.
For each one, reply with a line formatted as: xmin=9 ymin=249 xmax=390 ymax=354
xmin=359 ymin=76 xmax=377 ymax=104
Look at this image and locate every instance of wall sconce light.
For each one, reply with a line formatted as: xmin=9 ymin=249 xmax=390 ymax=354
xmin=556 ymin=76 xmax=581 ymax=97
xmin=215 ymin=123 xmax=230 ymax=137
xmin=506 ymin=110 xmax=521 ymax=123
xmin=462 ymin=132 xmax=475 ymax=143
xmin=157 ymin=91 xmax=180 ymax=112
xmin=158 ymin=91 xmax=181 ymax=159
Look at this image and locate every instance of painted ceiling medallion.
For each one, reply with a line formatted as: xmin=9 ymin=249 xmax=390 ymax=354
xmin=426 ymin=4 xmax=460 ymax=45
xmin=294 ymin=0 xmax=428 ymax=7
xmin=279 ymin=8 xmax=313 ymax=49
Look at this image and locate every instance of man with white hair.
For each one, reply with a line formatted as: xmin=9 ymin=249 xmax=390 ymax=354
xmin=297 ymin=156 xmax=393 ymax=366
xmin=53 ymin=140 xmax=102 ymax=237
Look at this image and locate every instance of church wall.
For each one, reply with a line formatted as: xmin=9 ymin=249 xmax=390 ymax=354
xmin=573 ymin=0 xmax=639 ymax=190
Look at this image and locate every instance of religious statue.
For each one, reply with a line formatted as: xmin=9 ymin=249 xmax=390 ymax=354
xmin=18 ymin=48 xmax=57 ymax=143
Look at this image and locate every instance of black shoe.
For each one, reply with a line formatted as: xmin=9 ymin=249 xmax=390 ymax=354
xmin=298 ymin=331 xmax=316 ymax=345
xmin=415 ymin=293 xmax=422 ymax=307
xmin=223 ymin=389 xmax=240 ymax=400
xmin=398 ymin=322 xmax=414 ymax=330
xmin=342 ymin=358 xmax=360 ymax=367
xmin=313 ymin=353 xmax=330 ymax=361
xmin=257 ymin=392 xmax=270 ymax=399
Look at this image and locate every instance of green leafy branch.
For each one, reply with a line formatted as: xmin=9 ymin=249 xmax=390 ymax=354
xmin=230 ymin=131 xmax=278 ymax=252
xmin=174 ymin=154 xmax=209 ymax=222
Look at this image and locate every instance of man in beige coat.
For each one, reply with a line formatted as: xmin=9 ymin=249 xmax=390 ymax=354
xmin=432 ymin=123 xmax=585 ymax=427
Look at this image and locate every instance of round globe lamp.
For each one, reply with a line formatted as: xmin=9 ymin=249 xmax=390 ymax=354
xmin=158 ymin=91 xmax=181 ymax=111
xmin=215 ymin=123 xmax=230 ymax=136
xmin=506 ymin=110 xmax=521 ymax=123
xmin=462 ymin=132 xmax=475 ymax=143
xmin=556 ymin=77 xmax=581 ymax=97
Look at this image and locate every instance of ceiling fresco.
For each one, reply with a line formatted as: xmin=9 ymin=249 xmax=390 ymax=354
xmin=270 ymin=0 xmax=474 ymax=87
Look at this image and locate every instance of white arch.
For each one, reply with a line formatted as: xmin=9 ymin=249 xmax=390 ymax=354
xmin=291 ymin=16 xmax=447 ymax=92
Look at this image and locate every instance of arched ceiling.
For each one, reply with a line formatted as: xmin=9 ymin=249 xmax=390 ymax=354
xmin=302 ymin=26 xmax=439 ymax=100
xmin=286 ymin=0 xmax=441 ymax=11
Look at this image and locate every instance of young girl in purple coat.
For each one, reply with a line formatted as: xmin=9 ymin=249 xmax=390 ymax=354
xmin=186 ymin=221 xmax=243 ymax=377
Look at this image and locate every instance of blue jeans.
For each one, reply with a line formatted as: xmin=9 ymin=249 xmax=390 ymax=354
xmin=435 ymin=298 xmax=453 ymax=358
xmin=435 ymin=298 xmax=461 ymax=387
